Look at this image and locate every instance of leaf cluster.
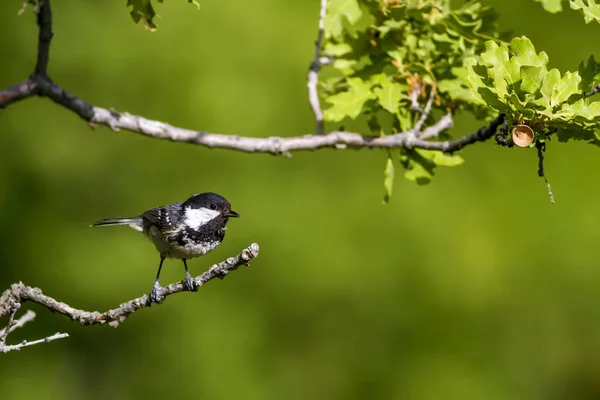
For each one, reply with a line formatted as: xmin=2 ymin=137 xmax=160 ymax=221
xmin=321 ymin=0 xmax=502 ymax=198
xmin=466 ymin=37 xmax=600 ymax=146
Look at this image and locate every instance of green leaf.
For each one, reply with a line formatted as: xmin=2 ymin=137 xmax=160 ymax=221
xmin=578 ymin=55 xmax=600 ymax=92
xmin=396 ymin=108 xmax=413 ymax=132
xmin=510 ymin=37 xmax=549 ymax=67
xmin=479 ymin=41 xmax=510 ymax=68
xmin=556 ymin=125 xmax=600 ymax=145
xmin=520 ymin=66 xmax=543 ymax=93
xmin=383 ymin=156 xmax=394 ymax=204
xmin=325 ymin=0 xmax=363 ymax=39
xmin=534 ymin=0 xmax=563 ymax=12
xmin=479 ymin=41 xmax=518 ymax=97
xmin=126 ymin=0 xmax=197 ymax=30
xmin=478 ymin=87 xmax=511 ymax=112
xmin=404 ymin=152 xmax=434 ymax=185
xmin=324 ymin=78 xmax=375 ymax=121
xmin=403 ymin=149 xmax=464 ymax=185
xmin=438 ymin=77 xmax=478 ymax=103
xmin=127 ymin=0 xmax=159 ymax=30
xmin=570 ymin=0 xmax=600 ymax=24
xmin=431 ymin=152 xmax=465 ymax=167
xmin=540 ymin=68 xmax=561 ymax=101
xmin=551 ymin=71 xmax=581 ymax=106
xmin=324 ymin=43 xmax=353 ymax=57
xmin=373 ymin=80 xmax=405 ymax=114
xmin=556 ymin=98 xmax=600 ymax=120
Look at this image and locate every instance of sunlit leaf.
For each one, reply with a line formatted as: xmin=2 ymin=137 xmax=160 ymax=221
xmin=325 ymin=0 xmax=363 ymax=39
xmin=324 ymin=78 xmax=375 ymax=121
xmin=520 ymin=66 xmax=543 ymax=94
xmin=570 ymin=0 xmax=600 ymax=24
xmin=374 ymin=80 xmax=405 ymax=114
xmin=534 ymin=0 xmax=563 ymax=12
xmin=551 ymin=71 xmax=581 ymax=106
xmin=578 ymin=55 xmax=600 ymax=92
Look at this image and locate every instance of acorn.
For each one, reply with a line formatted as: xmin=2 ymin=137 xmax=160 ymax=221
xmin=511 ymin=124 xmax=534 ymax=148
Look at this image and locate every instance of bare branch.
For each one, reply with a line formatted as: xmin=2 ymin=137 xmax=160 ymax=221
xmin=0 ymin=332 xmax=69 ymax=353
xmin=307 ymin=0 xmax=328 ymax=136
xmin=0 ymin=0 xmax=504 ymax=159
xmin=419 ymin=112 xmax=453 ymax=140
xmin=0 ymin=301 xmax=20 ymax=346
xmin=0 ymin=243 xmax=259 ymax=329
xmin=0 ymin=74 xmax=504 ymax=154
xmin=0 ymin=80 xmax=39 ymax=109
xmin=409 ymin=82 xmax=424 ymax=113
xmin=34 ymin=0 xmax=53 ymax=77
xmin=414 ymin=85 xmax=437 ymax=134
xmin=0 ymin=310 xmax=36 ymax=338
xmin=0 ymin=305 xmax=66 ymax=354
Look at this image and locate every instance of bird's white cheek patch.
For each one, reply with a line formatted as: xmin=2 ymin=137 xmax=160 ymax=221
xmin=184 ymin=207 xmax=221 ymax=230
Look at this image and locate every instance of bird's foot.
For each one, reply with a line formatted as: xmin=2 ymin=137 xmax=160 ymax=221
xmin=148 ymin=283 xmax=165 ymax=305
xmin=184 ymin=271 xmax=198 ymax=292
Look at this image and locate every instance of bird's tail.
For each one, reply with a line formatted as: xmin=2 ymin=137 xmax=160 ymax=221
xmin=90 ymin=217 xmax=143 ymax=232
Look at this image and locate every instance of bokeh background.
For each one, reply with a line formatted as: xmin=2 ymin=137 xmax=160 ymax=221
xmin=1 ymin=0 xmax=600 ymax=399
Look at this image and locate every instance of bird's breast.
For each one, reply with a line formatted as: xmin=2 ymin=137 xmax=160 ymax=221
xmin=146 ymin=225 xmax=222 ymax=259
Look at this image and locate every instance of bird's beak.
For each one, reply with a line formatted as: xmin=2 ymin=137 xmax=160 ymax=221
xmin=224 ymin=209 xmax=240 ymax=218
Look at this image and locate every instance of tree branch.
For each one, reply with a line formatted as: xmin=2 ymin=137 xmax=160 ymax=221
xmin=0 ymin=79 xmax=39 ymax=108
xmin=34 ymin=0 xmax=53 ymax=77
xmin=0 ymin=0 xmax=505 ymax=156
xmin=0 ymin=332 xmax=70 ymax=353
xmin=307 ymin=0 xmax=329 ymax=136
xmin=0 ymin=310 xmax=36 ymax=338
xmin=0 ymin=243 xmax=259 ymax=331
xmin=0 ymin=300 xmax=69 ymax=353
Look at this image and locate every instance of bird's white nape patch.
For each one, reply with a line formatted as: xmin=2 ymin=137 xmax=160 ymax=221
xmin=184 ymin=206 xmax=220 ymax=230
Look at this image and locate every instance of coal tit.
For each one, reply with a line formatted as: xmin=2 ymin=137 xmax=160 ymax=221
xmin=91 ymin=192 xmax=239 ymax=304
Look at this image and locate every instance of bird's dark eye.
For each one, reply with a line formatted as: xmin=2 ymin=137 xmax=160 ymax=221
xmin=209 ymin=203 xmax=217 ymax=210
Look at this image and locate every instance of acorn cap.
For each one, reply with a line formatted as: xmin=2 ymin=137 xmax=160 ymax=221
xmin=511 ymin=124 xmax=534 ymax=148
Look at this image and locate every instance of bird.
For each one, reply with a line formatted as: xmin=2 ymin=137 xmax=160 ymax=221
xmin=91 ymin=192 xmax=239 ymax=304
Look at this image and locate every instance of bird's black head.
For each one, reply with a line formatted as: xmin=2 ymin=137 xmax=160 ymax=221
xmin=183 ymin=192 xmax=240 ymax=220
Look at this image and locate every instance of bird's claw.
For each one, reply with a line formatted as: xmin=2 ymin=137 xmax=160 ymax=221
xmin=148 ymin=284 xmax=165 ymax=305
xmin=184 ymin=272 xmax=198 ymax=292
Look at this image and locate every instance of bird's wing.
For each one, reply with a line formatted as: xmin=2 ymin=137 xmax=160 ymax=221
xmin=142 ymin=203 xmax=182 ymax=236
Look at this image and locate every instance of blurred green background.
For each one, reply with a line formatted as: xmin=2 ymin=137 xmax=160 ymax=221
xmin=1 ymin=1 xmax=600 ymax=399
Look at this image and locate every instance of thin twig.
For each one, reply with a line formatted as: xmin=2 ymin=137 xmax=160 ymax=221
xmin=414 ymin=85 xmax=436 ymax=134
xmin=419 ymin=112 xmax=453 ymax=140
xmin=34 ymin=0 xmax=53 ymax=77
xmin=0 ymin=302 xmax=19 ymax=346
xmin=0 ymin=332 xmax=69 ymax=353
xmin=0 ymin=309 xmax=67 ymax=353
xmin=409 ymin=83 xmax=424 ymax=113
xmin=307 ymin=0 xmax=328 ymax=136
xmin=0 ymin=310 xmax=36 ymax=338
xmin=536 ymin=141 xmax=555 ymax=204
xmin=0 ymin=243 xmax=259 ymax=328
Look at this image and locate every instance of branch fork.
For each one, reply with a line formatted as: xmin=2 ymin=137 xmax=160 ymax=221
xmin=0 ymin=243 xmax=259 ymax=351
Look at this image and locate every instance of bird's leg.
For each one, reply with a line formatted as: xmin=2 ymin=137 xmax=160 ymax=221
xmin=149 ymin=255 xmax=166 ymax=304
xmin=182 ymin=259 xmax=198 ymax=292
